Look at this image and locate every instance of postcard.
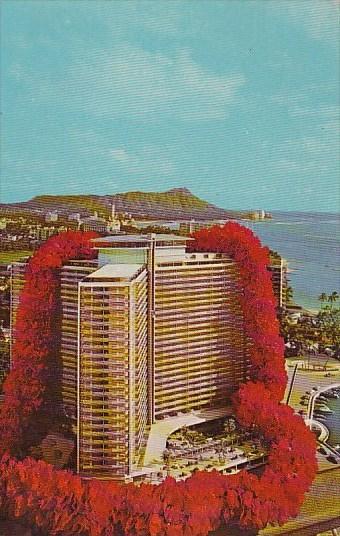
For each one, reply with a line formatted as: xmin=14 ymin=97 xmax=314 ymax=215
xmin=0 ymin=1 xmax=339 ymax=535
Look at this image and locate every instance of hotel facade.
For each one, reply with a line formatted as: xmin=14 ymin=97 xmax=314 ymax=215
xmin=11 ymin=234 xmax=251 ymax=480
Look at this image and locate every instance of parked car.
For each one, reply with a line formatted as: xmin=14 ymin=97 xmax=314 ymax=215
xmin=326 ymin=455 xmax=338 ymax=464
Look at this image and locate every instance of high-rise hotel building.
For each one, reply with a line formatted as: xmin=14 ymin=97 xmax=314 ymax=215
xmin=268 ymin=253 xmax=288 ymax=310
xmin=11 ymin=234 xmax=250 ymax=480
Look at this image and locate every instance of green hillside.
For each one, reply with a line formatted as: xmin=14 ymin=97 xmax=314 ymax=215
xmin=117 ymin=188 xmax=209 ymax=209
xmin=2 ymin=188 xmax=246 ymax=221
xmin=32 ymin=195 xmax=110 ymax=217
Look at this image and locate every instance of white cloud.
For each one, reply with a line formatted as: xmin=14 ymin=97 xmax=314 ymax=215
xmin=300 ymin=135 xmax=338 ymax=155
xmin=110 ymin=148 xmax=130 ymax=163
xmin=8 ymin=62 xmax=31 ymax=83
xmin=274 ymin=158 xmax=302 ymax=173
xmin=132 ymin=3 xmax=181 ymax=36
xmin=109 ymin=145 xmax=176 ymax=177
xmin=266 ymin=0 xmax=339 ymax=44
xmin=289 ymin=104 xmax=340 ymax=119
xmin=34 ymin=44 xmax=245 ymax=121
xmin=322 ymin=120 xmax=340 ymax=136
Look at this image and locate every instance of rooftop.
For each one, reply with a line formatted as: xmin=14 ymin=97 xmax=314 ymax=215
xmin=85 ymin=263 xmax=143 ymax=281
xmin=92 ymin=233 xmax=193 ymax=246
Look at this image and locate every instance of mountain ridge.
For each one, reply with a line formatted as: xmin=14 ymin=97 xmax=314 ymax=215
xmin=0 ymin=188 xmax=248 ymax=221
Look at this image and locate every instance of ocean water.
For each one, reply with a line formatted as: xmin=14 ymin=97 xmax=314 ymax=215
xmin=322 ymin=396 xmax=340 ymax=448
xmin=243 ymin=214 xmax=340 ymax=452
xmin=242 ymin=212 xmax=340 ymax=311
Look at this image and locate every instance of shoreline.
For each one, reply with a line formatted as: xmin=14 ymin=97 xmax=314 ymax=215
xmin=307 ymin=384 xmax=340 ymax=460
xmin=286 ymin=301 xmax=318 ymax=316
xmin=317 ymin=395 xmax=340 ymax=449
xmin=285 ymin=357 xmax=340 ymax=468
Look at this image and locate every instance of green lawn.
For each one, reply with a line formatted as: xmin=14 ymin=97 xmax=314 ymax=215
xmin=0 ymin=250 xmax=33 ymax=265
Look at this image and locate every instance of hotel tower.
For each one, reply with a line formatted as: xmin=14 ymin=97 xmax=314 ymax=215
xmin=11 ymin=234 xmax=250 ymax=480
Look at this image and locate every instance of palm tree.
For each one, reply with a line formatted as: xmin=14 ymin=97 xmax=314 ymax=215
xmin=318 ymin=293 xmax=328 ymax=307
xmin=285 ymin=286 xmax=294 ymax=304
xmin=224 ymin=418 xmax=237 ymax=447
xmin=162 ymin=448 xmax=172 ymax=476
xmin=328 ymin=291 xmax=339 ymax=309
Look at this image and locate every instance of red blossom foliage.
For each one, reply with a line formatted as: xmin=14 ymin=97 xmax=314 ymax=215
xmin=0 ymin=231 xmax=98 ymax=456
xmin=0 ymin=224 xmax=317 ymax=535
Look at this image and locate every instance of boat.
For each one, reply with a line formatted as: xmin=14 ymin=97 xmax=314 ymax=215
xmin=315 ymin=407 xmax=334 ymax=415
xmin=324 ymin=391 xmax=339 ymax=399
xmin=314 ymin=401 xmax=332 ymax=409
xmin=315 ymin=400 xmax=327 ymax=406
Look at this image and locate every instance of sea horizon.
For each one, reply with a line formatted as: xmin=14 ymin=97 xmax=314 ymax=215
xmin=2 ymin=193 xmax=340 ymax=217
xmin=242 ymin=211 xmax=340 ymax=312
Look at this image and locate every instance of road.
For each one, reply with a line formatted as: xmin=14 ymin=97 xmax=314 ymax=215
xmin=306 ymin=383 xmax=340 ymax=426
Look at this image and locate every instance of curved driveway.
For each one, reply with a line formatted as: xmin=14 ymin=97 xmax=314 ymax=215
xmin=143 ymin=407 xmax=231 ymax=466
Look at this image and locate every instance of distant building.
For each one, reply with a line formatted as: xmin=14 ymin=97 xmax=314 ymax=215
xmin=45 ymin=211 xmax=58 ymax=223
xmin=0 ymin=265 xmax=10 ymax=278
xmin=248 ymin=210 xmax=270 ymax=220
xmin=133 ymin=221 xmax=179 ymax=231
xmin=106 ymin=220 xmax=121 ymax=233
xmin=79 ymin=207 xmax=122 ymax=234
xmin=179 ymin=219 xmax=228 ymax=235
xmin=1 ymin=328 xmax=10 ymax=343
xmin=68 ymin=213 xmax=81 ymax=222
xmin=29 ymin=225 xmax=58 ymax=241
xmin=79 ymin=217 xmax=107 ymax=233
xmin=106 ymin=203 xmax=121 ymax=233
xmin=268 ymin=253 xmax=288 ymax=310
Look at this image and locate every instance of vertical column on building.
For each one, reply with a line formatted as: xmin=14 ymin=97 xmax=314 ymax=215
xmin=279 ymin=258 xmax=283 ymax=309
xmin=147 ymin=234 xmax=156 ymax=424
xmin=76 ymin=283 xmax=81 ymax=474
xmin=9 ymin=262 xmax=26 ymax=369
xmin=128 ymin=283 xmax=135 ymax=476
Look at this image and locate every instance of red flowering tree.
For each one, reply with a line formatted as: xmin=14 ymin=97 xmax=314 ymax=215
xmin=0 ymin=231 xmax=98 ymax=457
xmin=0 ymin=225 xmax=317 ymax=536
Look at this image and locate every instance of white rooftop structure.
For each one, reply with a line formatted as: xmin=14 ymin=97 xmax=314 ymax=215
xmin=92 ymin=233 xmax=194 ymax=267
xmin=85 ymin=263 xmax=143 ymax=281
xmin=92 ymin=233 xmax=193 ymax=246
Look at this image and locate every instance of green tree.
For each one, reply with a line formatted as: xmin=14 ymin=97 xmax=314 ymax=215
xmin=317 ymin=306 xmax=340 ymax=349
xmin=314 ymin=291 xmax=340 ymax=358
xmin=318 ymin=293 xmax=328 ymax=306
xmin=162 ymin=448 xmax=172 ymax=475
xmin=285 ymin=286 xmax=294 ymax=304
xmin=224 ymin=418 xmax=237 ymax=447
xmin=328 ymin=291 xmax=339 ymax=308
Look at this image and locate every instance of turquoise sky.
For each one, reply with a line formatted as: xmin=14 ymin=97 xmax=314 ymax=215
xmin=1 ymin=0 xmax=339 ymax=211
